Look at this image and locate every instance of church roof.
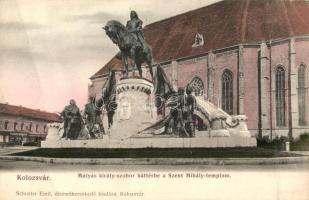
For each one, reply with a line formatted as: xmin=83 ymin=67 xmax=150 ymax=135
xmin=91 ymin=0 xmax=309 ymax=79
xmin=0 ymin=103 xmax=61 ymax=122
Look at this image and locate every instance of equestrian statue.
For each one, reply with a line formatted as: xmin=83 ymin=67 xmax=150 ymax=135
xmin=103 ymin=11 xmax=153 ymax=80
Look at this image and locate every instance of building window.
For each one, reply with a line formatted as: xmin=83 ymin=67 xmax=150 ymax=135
xmin=275 ymin=66 xmax=286 ymax=127
xmin=36 ymin=124 xmax=39 ymax=132
xmin=14 ymin=122 xmax=18 ymax=131
xmin=21 ymin=123 xmax=24 ymax=131
xmin=44 ymin=125 xmax=47 ymax=133
xmin=298 ymin=64 xmax=308 ymax=126
xmin=29 ymin=123 xmax=32 ymax=132
xmin=188 ymin=76 xmax=204 ymax=96
xmin=4 ymin=121 xmax=9 ymax=130
xmin=221 ymin=69 xmax=233 ymax=115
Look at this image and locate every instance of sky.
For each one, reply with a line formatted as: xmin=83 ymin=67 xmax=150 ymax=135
xmin=0 ymin=0 xmax=220 ymax=113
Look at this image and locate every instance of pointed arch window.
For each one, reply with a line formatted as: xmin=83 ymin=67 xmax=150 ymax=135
xmin=275 ymin=66 xmax=286 ymax=126
xmin=189 ymin=76 xmax=204 ymax=96
xmin=221 ymin=69 xmax=233 ymax=115
xmin=298 ymin=64 xmax=308 ymax=126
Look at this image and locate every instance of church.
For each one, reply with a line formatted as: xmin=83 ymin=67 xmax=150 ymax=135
xmin=89 ymin=0 xmax=309 ymax=139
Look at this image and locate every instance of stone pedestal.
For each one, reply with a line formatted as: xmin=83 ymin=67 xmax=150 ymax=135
xmin=228 ymin=115 xmax=251 ymax=137
xmin=40 ymin=136 xmax=257 ymax=148
xmin=45 ymin=123 xmax=63 ymax=141
xmin=110 ymin=78 xmax=157 ymax=140
xmin=42 ymin=78 xmax=255 ymax=149
xmin=41 ymin=123 xmax=62 ymax=147
xmin=210 ymin=119 xmax=230 ymax=137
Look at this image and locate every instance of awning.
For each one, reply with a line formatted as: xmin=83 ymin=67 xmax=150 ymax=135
xmin=28 ymin=134 xmax=46 ymax=138
xmin=9 ymin=132 xmax=28 ymax=136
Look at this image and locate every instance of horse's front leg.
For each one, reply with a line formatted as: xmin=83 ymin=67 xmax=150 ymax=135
xmin=146 ymin=60 xmax=153 ymax=81
xmin=130 ymin=48 xmax=137 ymax=76
xmin=122 ymin=55 xmax=129 ymax=78
xmin=136 ymin=62 xmax=142 ymax=77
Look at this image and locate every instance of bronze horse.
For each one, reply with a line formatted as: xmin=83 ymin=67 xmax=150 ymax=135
xmin=103 ymin=20 xmax=153 ymax=80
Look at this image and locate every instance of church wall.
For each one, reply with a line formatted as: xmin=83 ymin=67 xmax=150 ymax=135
xmin=161 ymin=64 xmax=173 ymax=82
xmin=294 ymin=39 xmax=309 ymax=137
xmin=258 ymin=42 xmax=271 ymax=136
xmin=270 ymin=41 xmax=290 ymax=137
xmin=295 ymin=39 xmax=309 ymax=68
xmin=88 ymin=76 xmax=107 ymax=99
xmin=295 ymin=39 xmax=309 ymax=101
xmin=143 ymin=68 xmax=152 ymax=81
xmin=243 ymin=47 xmax=260 ymax=132
xmin=213 ymin=49 xmax=238 ymax=115
xmin=89 ymin=71 xmax=124 ymax=101
xmin=176 ymin=57 xmax=207 ymax=90
xmin=90 ymin=37 xmax=309 ymax=139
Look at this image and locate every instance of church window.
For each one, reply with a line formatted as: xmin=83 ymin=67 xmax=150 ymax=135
xmin=221 ymin=69 xmax=233 ymax=115
xmin=189 ymin=76 xmax=204 ymax=96
xmin=275 ymin=66 xmax=286 ymax=126
xmin=298 ymin=64 xmax=308 ymax=126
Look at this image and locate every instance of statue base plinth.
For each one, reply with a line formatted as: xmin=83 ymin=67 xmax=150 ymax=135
xmin=109 ymin=78 xmax=157 ymax=140
xmin=41 ymin=79 xmax=257 ymax=149
xmin=41 ymin=135 xmax=257 ymax=148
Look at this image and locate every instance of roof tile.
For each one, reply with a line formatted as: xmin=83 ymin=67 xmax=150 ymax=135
xmin=0 ymin=103 xmax=61 ymax=122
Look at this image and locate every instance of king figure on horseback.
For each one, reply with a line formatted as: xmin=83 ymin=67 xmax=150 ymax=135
xmin=126 ymin=11 xmax=147 ymax=51
xmin=103 ymin=11 xmax=153 ymax=80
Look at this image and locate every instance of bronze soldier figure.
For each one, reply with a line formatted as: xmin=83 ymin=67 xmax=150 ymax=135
xmin=83 ymin=97 xmax=105 ymax=138
xmin=184 ymin=86 xmax=196 ymax=137
xmin=141 ymin=66 xmax=197 ymax=137
xmin=60 ymin=99 xmax=82 ymax=140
